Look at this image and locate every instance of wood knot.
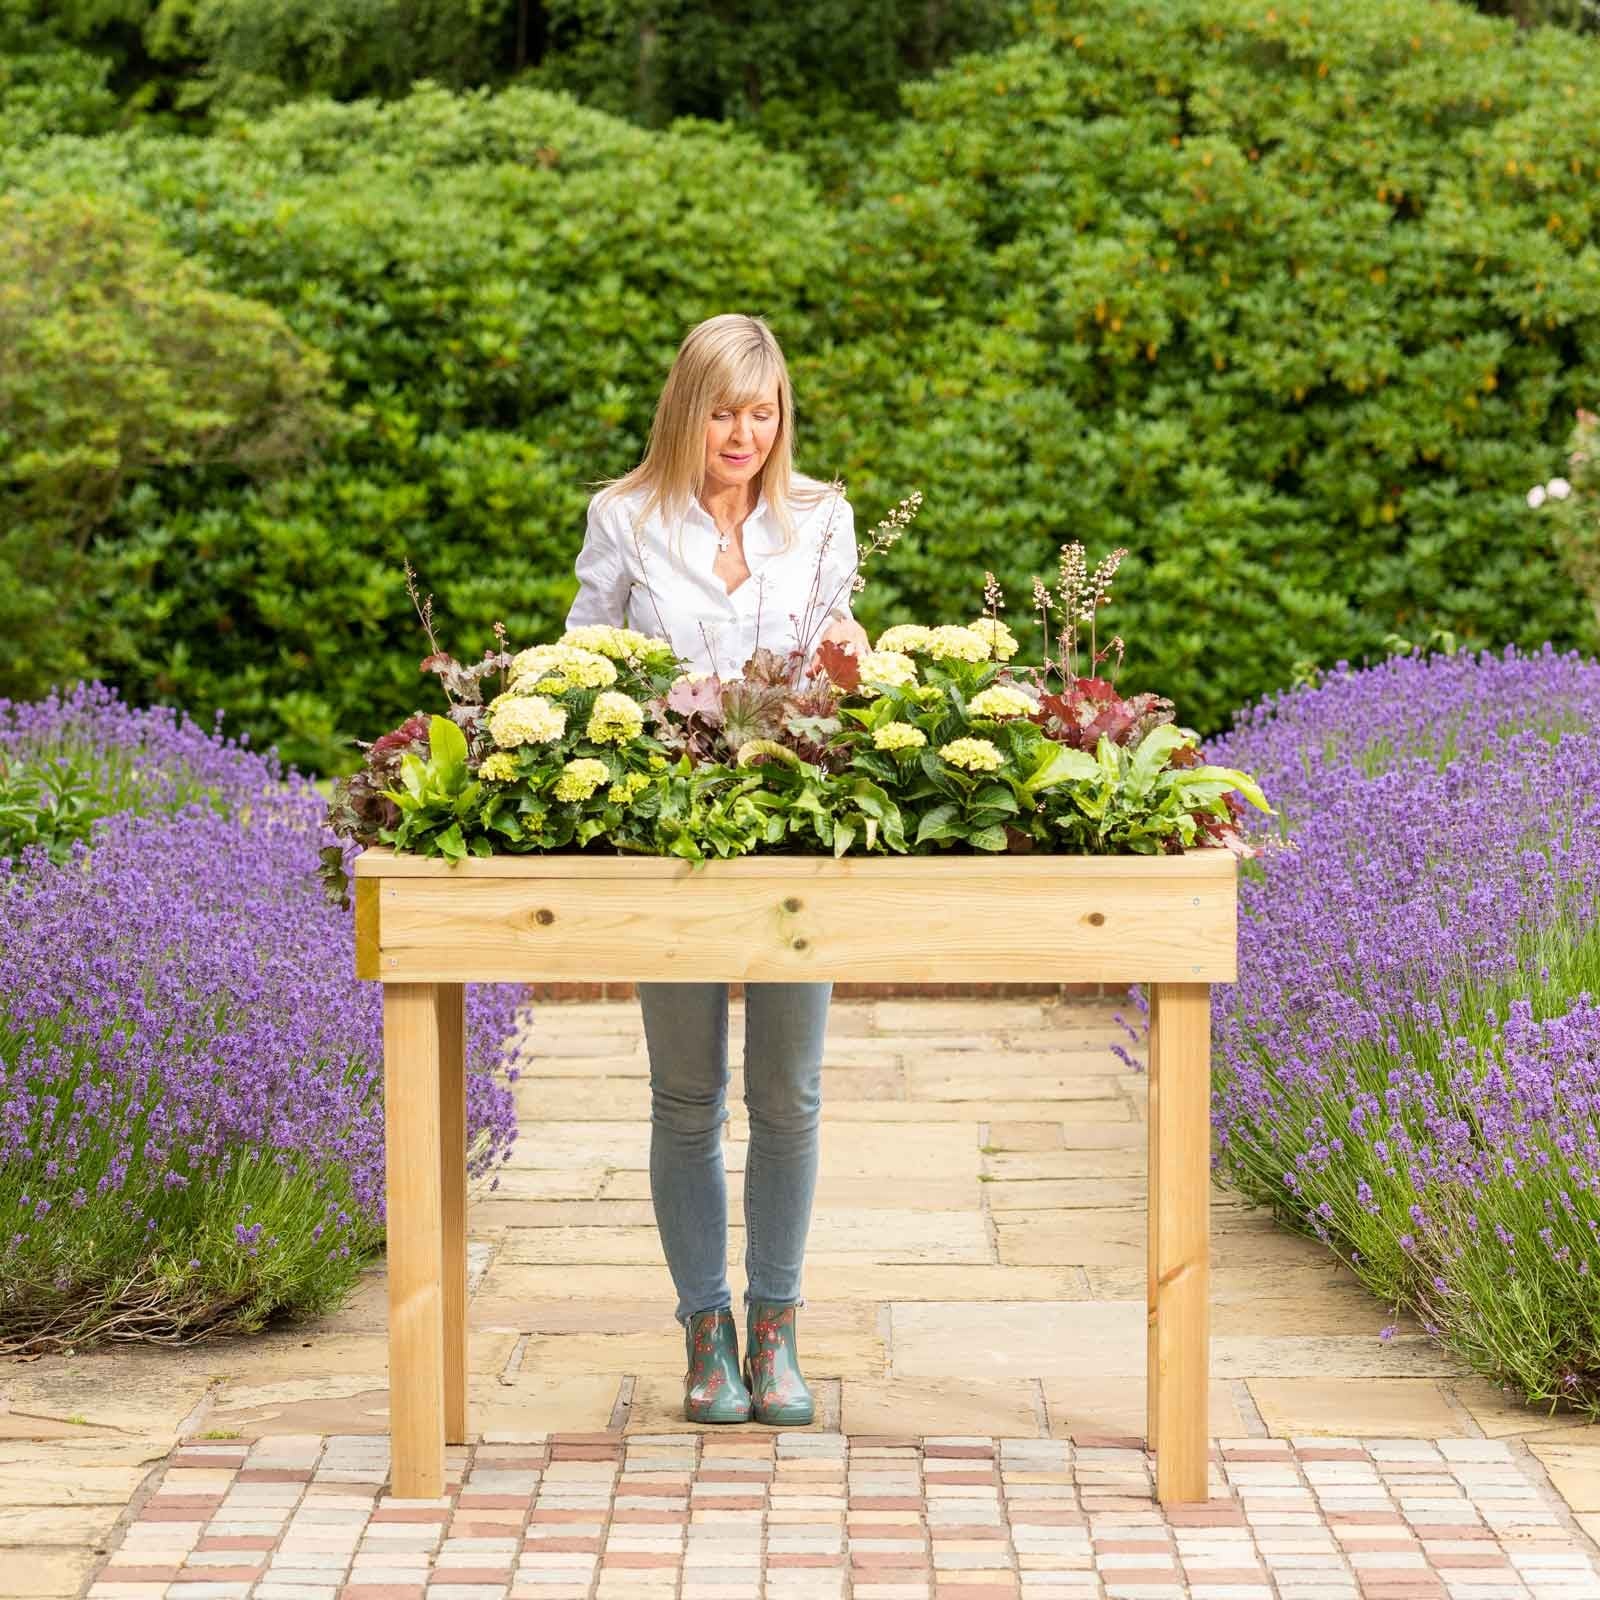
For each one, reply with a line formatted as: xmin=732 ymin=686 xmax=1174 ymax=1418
xmin=783 ymin=896 xmax=803 ymax=913
xmin=792 ymin=937 xmax=809 ymax=951
xmin=1086 ymin=911 xmax=1106 ymax=926
xmin=535 ymin=908 xmax=555 ymax=926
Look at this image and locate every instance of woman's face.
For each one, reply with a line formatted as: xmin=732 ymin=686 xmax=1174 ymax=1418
xmin=703 ymin=377 xmax=781 ymax=497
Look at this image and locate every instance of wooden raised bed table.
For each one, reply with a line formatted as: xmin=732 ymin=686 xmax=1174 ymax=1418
xmin=354 ymin=845 xmax=1237 ymax=1504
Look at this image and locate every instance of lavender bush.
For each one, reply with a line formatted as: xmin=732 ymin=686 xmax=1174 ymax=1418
xmin=0 ymin=684 xmax=522 ymax=1352
xmin=1122 ymin=645 xmax=1600 ymax=1411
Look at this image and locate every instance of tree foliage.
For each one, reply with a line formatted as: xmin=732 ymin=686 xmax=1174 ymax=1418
xmin=2 ymin=0 xmax=1598 ymax=768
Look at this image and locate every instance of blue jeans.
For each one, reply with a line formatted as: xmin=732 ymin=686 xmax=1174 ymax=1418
xmin=637 ymin=981 xmax=831 ymax=1327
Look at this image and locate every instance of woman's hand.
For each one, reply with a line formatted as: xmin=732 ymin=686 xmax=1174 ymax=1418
xmin=806 ymin=616 xmax=873 ymax=679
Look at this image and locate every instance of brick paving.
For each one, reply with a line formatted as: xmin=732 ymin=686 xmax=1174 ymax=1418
xmin=84 ymin=1430 xmax=1600 ymax=1600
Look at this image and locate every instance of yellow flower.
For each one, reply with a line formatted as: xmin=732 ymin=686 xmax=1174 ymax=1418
xmin=531 ymin=675 xmax=569 ymax=694
xmin=509 ymin=643 xmax=616 ymax=691
xmin=606 ymin=771 xmax=651 ymax=804
xmin=927 ymin=624 xmax=992 ymax=663
xmin=968 ymin=617 xmax=1019 ymax=660
xmin=561 ymin=624 xmax=676 ymax=664
xmin=875 ymin=623 xmax=933 ymax=654
xmin=872 ymin=721 xmax=927 ymax=752
xmin=585 ymin=690 xmax=645 ymax=745
xmin=856 ymin=650 xmax=918 ymax=692
xmin=552 ymin=757 xmax=609 ymax=802
xmin=647 ymin=753 xmax=669 ymax=770
xmin=487 ymin=694 xmax=566 ymax=748
xmin=477 ymin=752 xmax=520 ymax=783
xmin=938 ymin=736 xmax=1003 ymax=773
xmin=966 ymin=685 xmax=1036 ymax=719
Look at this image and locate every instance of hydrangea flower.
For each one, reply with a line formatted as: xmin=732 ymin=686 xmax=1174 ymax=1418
xmin=938 ymin=736 xmax=1003 ymax=772
xmin=875 ymin=624 xmax=933 ymax=654
xmin=967 ymin=617 xmax=1019 ymax=660
xmin=856 ymin=650 xmax=918 ymax=691
xmin=552 ymin=757 xmax=609 ymax=802
xmin=585 ymin=691 xmax=645 ymax=745
xmin=966 ymin=684 xmax=1036 ymax=719
xmin=487 ymin=694 xmax=566 ymax=748
xmin=508 ymin=644 xmax=616 ymax=691
xmin=872 ymin=721 xmax=927 ymax=752
xmin=926 ymin=624 xmax=992 ymax=663
xmin=560 ymin=624 xmax=676 ymax=664
xmin=606 ymin=772 xmax=651 ymax=804
xmin=477 ymin=752 xmax=519 ymax=783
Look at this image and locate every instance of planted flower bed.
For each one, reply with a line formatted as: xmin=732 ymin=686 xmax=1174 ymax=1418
xmin=322 ymin=543 xmax=1270 ymax=877
xmin=0 ymin=683 xmax=522 ymax=1353
xmin=1159 ymin=645 xmax=1600 ymax=1413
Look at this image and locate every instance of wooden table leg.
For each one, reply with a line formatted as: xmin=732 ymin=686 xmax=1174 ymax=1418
xmin=1146 ymin=981 xmax=1212 ymax=1505
xmin=438 ymin=983 xmax=469 ymax=1445
xmin=384 ymin=983 xmax=447 ymax=1499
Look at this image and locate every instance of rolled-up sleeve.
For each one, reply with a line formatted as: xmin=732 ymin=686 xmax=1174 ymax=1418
xmin=817 ymin=496 xmax=858 ymax=623
xmin=565 ymin=493 xmax=632 ymax=631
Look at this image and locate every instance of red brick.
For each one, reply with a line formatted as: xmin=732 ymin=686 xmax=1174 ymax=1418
xmin=95 ymin=1567 xmax=182 ymax=1583
xmin=146 ymin=1496 xmax=224 ymax=1510
xmin=608 ymin=1511 xmax=686 ymax=1525
xmin=929 ymin=1525 xmax=1006 ymax=1540
xmin=133 ymin=1507 xmax=212 ymax=1522
xmin=372 ymin=1508 xmax=450 ymax=1523
xmin=457 ymin=1495 xmax=532 ymax=1510
xmin=236 ymin=1468 xmax=311 ymax=1482
xmin=932 ymin=1586 xmax=1021 ymax=1599
xmin=1182 ymin=1569 xmax=1268 ymax=1584
xmin=852 ymin=1551 xmax=933 ymax=1569
xmin=1430 ymin=1553 xmax=1515 ymax=1569
xmin=450 ymin=1521 xmax=521 ymax=1538
xmin=767 ymin=1554 xmax=846 ymax=1567
xmin=340 ymin=1587 xmax=426 ymax=1600
xmin=689 ymin=1494 xmax=765 ymax=1509
xmin=1164 ymin=1507 xmax=1248 ymax=1527
xmin=1417 ymin=1523 xmax=1492 ymax=1539
xmin=1298 ymin=1448 xmax=1370 ymax=1461
xmin=924 ymin=1471 xmax=998 ymax=1484
xmin=549 ymin=1444 xmax=621 ymax=1460
xmin=530 ymin=1509 xmax=606 ymax=1522
xmin=693 ymin=1469 xmax=771 ymax=1482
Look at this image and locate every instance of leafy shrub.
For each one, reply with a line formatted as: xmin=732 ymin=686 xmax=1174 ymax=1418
xmin=5 ymin=0 xmax=1600 ymax=767
xmin=0 ymin=684 xmax=523 ymax=1352
xmin=1141 ymin=645 xmax=1600 ymax=1410
xmin=0 ymin=190 xmax=342 ymax=704
xmin=794 ymin=0 xmax=1600 ymax=733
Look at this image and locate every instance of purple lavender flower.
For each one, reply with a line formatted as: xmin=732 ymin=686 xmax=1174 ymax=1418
xmin=1 ymin=684 xmax=523 ymax=1350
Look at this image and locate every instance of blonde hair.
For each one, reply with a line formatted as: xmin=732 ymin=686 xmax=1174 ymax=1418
xmin=590 ymin=312 xmax=837 ymax=570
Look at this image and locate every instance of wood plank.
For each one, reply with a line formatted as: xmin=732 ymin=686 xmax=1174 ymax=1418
xmin=354 ymin=844 xmax=1240 ymax=882
xmin=383 ymin=984 xmax=446 ymax=1499
xmin=354 ymin=877 xmax=380 ymax=980
xmin=437 ymin=984 xmax=468 ymax=1445
xmin=1147 ymin=982 xmax=1212 ymax=1504
xmin=365 ymin=869 xmax=1236 ymax=984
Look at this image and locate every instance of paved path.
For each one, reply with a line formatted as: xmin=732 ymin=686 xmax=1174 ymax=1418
xmin=3 ymin=996 xmax=1598 ymax=1599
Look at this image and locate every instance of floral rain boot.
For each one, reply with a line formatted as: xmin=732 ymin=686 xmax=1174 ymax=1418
xmin=683 ymin=1307 xmax=753 ymax=1424
xmin=743 ymin=1299 xmax=815 ymax=1426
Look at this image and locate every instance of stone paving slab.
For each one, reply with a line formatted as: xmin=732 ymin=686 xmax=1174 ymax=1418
xmin=72 ymin=1431 xmax=1600 ymax=1600
xmin=9 ymin=996 xmax=1600 ymax=1598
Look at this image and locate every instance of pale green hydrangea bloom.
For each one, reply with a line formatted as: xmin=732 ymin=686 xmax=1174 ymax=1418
xmin=856 ymin=650 xmax=918 ymax=691
xmin=606 ymin=771 xmax=652 ymax=804
xmin=968 ymin=617 xmax=1019 ymax=660
xmin=926 ymin=624 xmax=992 ymax=663
xmin=553 ymin=757 xmax=610 ymax=802
xmin=966 ymin=684 xmax=1036 ymax=719
xmin=509 ymin=643 xmax=617 ymax=691
xmin=487 ymin=694 xmax=566 ymax=748
xmin=561 ymin=624 xmax=675 ymax=664
xmin=478 ymin=751 xmax=520 ymax=783
xmin=875 ymin=623 xmax=933 ymax=654
xmin=585 ymin=690 xmax=645 ymax=745
xmin=938 ymin=736 xmax=1003 ymax=773
xmin=872 ymin=721 xmax=928 ymax=752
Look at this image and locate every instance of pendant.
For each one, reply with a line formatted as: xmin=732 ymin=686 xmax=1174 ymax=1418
xmin=717 ymin=533 xmax=731 ymax=551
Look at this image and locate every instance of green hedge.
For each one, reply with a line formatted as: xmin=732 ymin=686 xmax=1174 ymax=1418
xmin=3 ymin=0 xmax=1599 ymax=769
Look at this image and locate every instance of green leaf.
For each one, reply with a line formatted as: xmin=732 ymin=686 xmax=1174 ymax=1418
xmin=967 ymin=824 xmax=1008 ymax=851
xmin=436 ymin=821 xmax=466 ymax=861
xmin=429 ymin=713 xmax=468 ymax=784
xmin=915 ymin=802 xmax=962 ymax=843
xmin=1021 ymin=741 xmax=1100 ymax=798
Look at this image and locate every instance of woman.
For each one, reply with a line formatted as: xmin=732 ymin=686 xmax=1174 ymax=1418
xmin=564 ymin=313 xmax=871 ymax=1426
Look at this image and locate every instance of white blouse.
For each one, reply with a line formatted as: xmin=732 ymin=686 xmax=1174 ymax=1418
xmin=563 ymin=479 xmax=858 ymax=679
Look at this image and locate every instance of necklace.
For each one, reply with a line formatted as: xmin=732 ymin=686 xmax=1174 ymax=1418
xmin=700 ymin=494 xmax=747 ymax=553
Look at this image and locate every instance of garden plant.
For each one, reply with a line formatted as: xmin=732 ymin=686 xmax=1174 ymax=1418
xmin=0 ymin=683 xmax=523 ymax=1353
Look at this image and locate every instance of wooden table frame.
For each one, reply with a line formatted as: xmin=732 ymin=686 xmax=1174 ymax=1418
xmin=354 ymin=846 xmax=1236 ymax=1505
